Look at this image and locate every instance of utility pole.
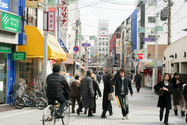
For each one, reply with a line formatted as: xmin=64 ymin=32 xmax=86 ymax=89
xmin=43 ymin=0 xmax=48 ymax=99
xmin=79 ymin=39 xmax=82 ymax=75
xmin=168 ymin=0 xmax=171 ymax=46
xmin=154 ymin=13 xmax=159 ymax=91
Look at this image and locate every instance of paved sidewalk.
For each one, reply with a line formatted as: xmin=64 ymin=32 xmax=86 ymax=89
xmin=0 ymin=81 xmax=186 ymax=125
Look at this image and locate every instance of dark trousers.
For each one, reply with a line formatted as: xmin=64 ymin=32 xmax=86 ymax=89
xmin=160 ymin=107 xmax=170 ymax=124
xmin=48 ymin=94 xmax=66 ymax=114
xmin=77 ymin=102 xmax=93 ymax=116
xmin=136 ymin=84 xmax=141 ymax=92
xmin=71 ymin=96 xmax=81 ymax=112
xmin=88 ymin=108 xmax=93 ymax=116
xmin=118 ymin=95 xmax=129 ymax=116
xmin=101 ymin=110 xmax=113 ymax=117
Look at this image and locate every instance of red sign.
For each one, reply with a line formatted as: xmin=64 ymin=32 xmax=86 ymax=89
xmin=73 ymin=46 xmax=79 ymax=52
xmin=127 ymin=49 xmax=130 ymax=54
xmin=61 ymin=0 xmax=68 ymax=26
xmin=137 ymin=53 xmax=143 ymax=59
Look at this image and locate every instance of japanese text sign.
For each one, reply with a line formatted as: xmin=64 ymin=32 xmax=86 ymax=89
xmin=44 ymin=11 xmax=55 ymax=31
xmin=1 ymin=11 xmax=21 ymax=33
xmin=0 ymin=0 xmax=10 ymax=12
xmin=48 ymin=11 xmax=55 ymax=31
xmin=61 ymin=0 xmax=68 ymax=26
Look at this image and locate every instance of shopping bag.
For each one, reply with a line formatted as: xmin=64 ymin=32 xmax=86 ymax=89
xmin=108 ymin=93 xmax=115 ymax=101
xmin=116 ymin=97 xmax=121 ymax=108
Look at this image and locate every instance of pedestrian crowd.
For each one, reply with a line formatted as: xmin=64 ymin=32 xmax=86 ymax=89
xmin=46 ymin=64 xmax=187 ymax=125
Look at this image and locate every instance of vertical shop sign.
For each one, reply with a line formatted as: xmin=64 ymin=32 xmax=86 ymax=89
xmin=44 ymin=11 xmax=55 ymax=31
xmin=61 ymin=0 xmax=68 ymax=26
xmin=48 ymin=11 xmax=55 ymax=31
xmin=116 ymin=39 xmax=121 ymax=54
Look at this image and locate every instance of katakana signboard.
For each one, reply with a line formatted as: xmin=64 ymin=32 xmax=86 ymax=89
xmin=61 ymin=0 xmax=68 ymax=26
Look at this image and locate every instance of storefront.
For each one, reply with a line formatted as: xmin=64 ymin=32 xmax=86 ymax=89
xmin=0 ymin=45 xmax=11 ymax=104
xmin=17 ymin=25 xmax=66 ymax=90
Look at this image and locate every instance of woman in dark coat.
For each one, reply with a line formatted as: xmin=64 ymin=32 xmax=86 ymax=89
xmin=171 ymin=72 xmax=185 ymax=116
xmin=154 ymin=73 xmax=173 ymax=125
xmin=101 ymin=72 xmax=113 ymax=118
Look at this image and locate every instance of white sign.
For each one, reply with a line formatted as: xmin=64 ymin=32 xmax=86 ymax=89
xmin=61 ymin=0 xmax=68 ymax=26
xmin=48 ymin=11 xmax=55 ymax=31
xmin=0 ymin=81 xmax=3 ymax=91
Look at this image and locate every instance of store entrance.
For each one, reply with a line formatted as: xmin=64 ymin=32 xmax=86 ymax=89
xmin=0 ymin=54 xmax=7 ymax=104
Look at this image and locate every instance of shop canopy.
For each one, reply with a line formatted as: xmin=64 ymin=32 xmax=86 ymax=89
xmin=17 ymin=25 xmax=66 ymax=60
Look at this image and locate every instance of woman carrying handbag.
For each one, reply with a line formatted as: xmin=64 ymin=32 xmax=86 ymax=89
xmin=154 ymin=73 xmax=173 ymax=125
xmin=101 ymin=72 xmax=114 ymax=118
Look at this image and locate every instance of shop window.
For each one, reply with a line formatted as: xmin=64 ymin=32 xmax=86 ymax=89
xmin=26 ymin=7 xmax=37 ymax=26
xmin=18 ymin=58 xmax=44 ymax=90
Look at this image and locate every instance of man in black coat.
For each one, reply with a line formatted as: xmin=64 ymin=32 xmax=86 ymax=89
xmin=46 ymin=64 xmax=72 ymax=118
xmin=134 ymin=71 xmax=142 ymax=93
xmin=115 ymin=68 xmax=133 ymax=120
xmin=114 ymin=70 xmax=120 ymax=85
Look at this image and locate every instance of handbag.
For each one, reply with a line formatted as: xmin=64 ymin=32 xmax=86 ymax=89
xmin=108 ymin=93 xmax=115 ymax=101
xmin=154 ymin=88 xmax=164 ymax=96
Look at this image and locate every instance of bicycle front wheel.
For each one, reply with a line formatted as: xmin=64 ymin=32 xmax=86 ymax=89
xmin=43 ymin=105 xmax=56 ymax=125
xmin=35 ymin=97 xmax=46 ymax=110
xmin=14 ymin=98 xmax=25 ymax=109
xmin=62 ymin=105 xmax=70 ymax=125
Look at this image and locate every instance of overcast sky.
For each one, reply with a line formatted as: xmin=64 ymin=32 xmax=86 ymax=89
xmin=79 ymin=0 xmax=136 ymax=37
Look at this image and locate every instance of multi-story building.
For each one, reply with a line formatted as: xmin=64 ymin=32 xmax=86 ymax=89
xmin=95 ymin=20 xmax=110 ymax=66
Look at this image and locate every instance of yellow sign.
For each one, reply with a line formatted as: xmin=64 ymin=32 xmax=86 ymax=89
xmin=26 ymin=0 xmax=43 ymax=8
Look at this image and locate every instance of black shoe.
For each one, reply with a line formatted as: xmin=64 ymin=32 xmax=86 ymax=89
xmin=88 ymin=115 xmax=94 ymax=117
xmin=56 ymin=112 xmax=64 ymax=118
xmin=174 ymin=109 xmax=178 ymax=116
xmin=77 ymin=110 xmax=80 ymax=115
xmin=72 ymin=111 xmax=75 ymax=113
xmin=110 ymin=113 xmax=113 ymax=116
xmin=84 ymin=110 xmax=87 ymax=114
xmin=185 ymin=114 xmax=187 ymax=123
xmin=164 ymin=123 xmax=169 ymax=125
xmin=181 ymin=110 xmax=185 ymax=117
xmin=160 ymin=117 xmax=162 ymax=122
xmin=101 ymin=115 xmax=107 ymax=118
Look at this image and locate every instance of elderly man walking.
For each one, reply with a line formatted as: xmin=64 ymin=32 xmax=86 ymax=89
xmin=77 ymin=69 xmax=95 ymax=117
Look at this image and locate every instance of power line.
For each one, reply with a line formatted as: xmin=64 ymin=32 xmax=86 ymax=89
xmin=69 ymin=1 xmax=104 ymax=11
xmin=99 ymin=0 xmax=135 ymax=5
xmin=171 ymin=3 xmax=186 ymax=18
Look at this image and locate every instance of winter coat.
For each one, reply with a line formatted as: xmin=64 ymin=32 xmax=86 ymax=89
xmin=71 ymin=80 xmax=81 ymax=97
xmin=114 ymin=72 xmax=120 ymax=84
xmin=115 ymin=77 xmax=133 ymax=96
xmin=154 ymin=81 xmax=173 ymax=109
xmin=80 ymin=76 xmax=95 ymax=108
xmin=93 ymin=80 xmax=102 ymax=97
xmin=171 ymin=77 xmax=184 ymax=105
xmin=102 ymin=78 xmax=113 ymax=111
xmin=46 ymin=72 xmax=72 ymax=99
xmin=134 ymin=74 xmax=142 ymax=86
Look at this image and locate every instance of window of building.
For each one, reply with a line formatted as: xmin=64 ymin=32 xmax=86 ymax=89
xmin=99 ymin=38 xmax=101 ymax=40
xmin=148 ymin=35 xmax=155 ymax=39
xmin=106 ymin=43 xmax=108 ymax=46
xmin=103 ymin=43 xmax=105 ymax=45
xmin=148 ymin=17 xmax=156 ymax=23
xmin=102 ymin=38 xmax=105 ymax=40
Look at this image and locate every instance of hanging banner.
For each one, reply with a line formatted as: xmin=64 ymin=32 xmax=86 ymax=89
xmin=61 ymin=0 xmax=68 ymax=26
xmin=116 ymin=39 xmax=121 ymax=54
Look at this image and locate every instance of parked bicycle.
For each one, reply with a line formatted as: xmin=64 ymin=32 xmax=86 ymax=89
xmin=42 ymin=100 xmax=70 ymax=125
xmin=14 ymin=87 xmax=46 ymax=110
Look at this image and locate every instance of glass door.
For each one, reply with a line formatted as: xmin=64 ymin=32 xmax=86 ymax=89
xmin=0 ymin=54 xmax=7 ymax=104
